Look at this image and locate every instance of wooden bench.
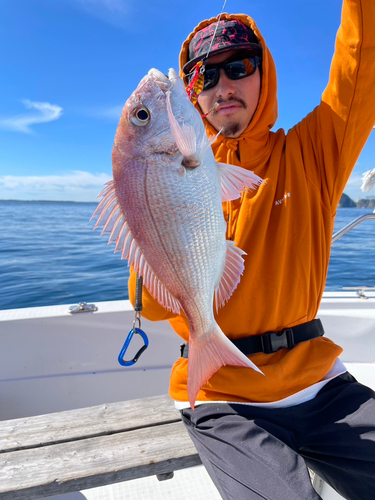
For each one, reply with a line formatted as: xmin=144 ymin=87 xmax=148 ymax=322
xmin=0 ymin=394 xmax=201 ymax=500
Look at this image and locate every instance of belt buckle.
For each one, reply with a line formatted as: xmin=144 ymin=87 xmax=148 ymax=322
xmin=261 ymin=328 xmax=295 ymax=354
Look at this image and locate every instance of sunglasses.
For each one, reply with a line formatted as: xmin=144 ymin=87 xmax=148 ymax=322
xmin=198 ymin=54 xmax=261 ymax=91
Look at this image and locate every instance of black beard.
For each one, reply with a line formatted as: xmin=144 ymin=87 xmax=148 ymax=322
xmin=220 ymin=122 xmax=242 ymax=137
xmin=211 ymin=97 xmax=247 ymax=137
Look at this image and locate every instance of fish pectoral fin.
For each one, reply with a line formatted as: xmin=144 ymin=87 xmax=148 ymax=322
xmin=217 ymin=162 xmax=264 ymax=202
xmin=187 ymin=326 xmax=263 ymax=410
xmin=166 ymin=90 xmax=197 ymax=159
xmin=214 ymin=241 xmax=246 ymax=313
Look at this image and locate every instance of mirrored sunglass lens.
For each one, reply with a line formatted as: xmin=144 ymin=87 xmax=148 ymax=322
xmin=203 ymin=68 xmax=218 ymax=89
xmin=201 ymin=56 xmax=258 ymax=90
xmin=226 ymin=58 xmax=255 ymax=78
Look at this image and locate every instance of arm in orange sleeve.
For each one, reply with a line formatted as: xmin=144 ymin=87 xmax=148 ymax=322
xmin=294 ymin=0 xmax=375 ymax=209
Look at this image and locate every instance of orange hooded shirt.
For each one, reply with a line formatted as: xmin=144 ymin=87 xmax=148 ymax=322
xmin=129 ymin=1 xmax=375 ymax=404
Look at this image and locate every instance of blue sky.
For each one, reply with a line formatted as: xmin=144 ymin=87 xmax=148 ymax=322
xmin=0 ymin=0 xmax=373 ymax=202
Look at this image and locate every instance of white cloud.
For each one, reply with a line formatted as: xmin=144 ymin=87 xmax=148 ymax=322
xmin=361 ymin=168 xmax=375 ymax=193
xmin=0 ymin=100 xmax=63 ymax=134
xmin=0 ymin=171 xmax=112 ymax=202
xmin=345 ymin=173 xmax=364 ymax=188
xmin=345 ymin=169 xmax=375 ymax=201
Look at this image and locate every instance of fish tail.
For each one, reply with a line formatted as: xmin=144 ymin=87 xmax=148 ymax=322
xmin=187 ymin=326 xmax=263 ymax=410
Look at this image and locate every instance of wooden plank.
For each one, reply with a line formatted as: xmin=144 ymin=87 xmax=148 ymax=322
xmin=0 ymin=394 xmax=180 ymax=453
xmin=0 ymin=421 xmax=201 ymax=500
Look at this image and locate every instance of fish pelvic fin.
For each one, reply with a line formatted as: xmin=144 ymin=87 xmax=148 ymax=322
xmin=217 ymin=162 xmax=265 ymax=202
xmin=214 ymin=241 xmax=246 ymax=313
xmin=187 ymin=326 xmax=263 ymax=410
xmin=166 ymin=90 xmax=198 ymax=160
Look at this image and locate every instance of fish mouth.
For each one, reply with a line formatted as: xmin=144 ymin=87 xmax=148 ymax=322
xmin=148 ymin=68 xmax=175 ymax=94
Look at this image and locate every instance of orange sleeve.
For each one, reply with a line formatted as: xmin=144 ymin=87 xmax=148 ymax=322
xmin=293 ymin=0 xmax=375 ymax=210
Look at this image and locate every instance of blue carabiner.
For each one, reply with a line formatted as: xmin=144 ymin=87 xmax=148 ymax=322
xmin=118 ymin=327 xmax=149 ymax=367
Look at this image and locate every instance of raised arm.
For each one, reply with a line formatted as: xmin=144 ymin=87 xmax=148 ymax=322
xmin=294 ymin=0 xmax=375 ymax=209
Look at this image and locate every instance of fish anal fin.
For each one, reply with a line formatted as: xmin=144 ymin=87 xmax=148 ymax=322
xmin=217 ymin=162 xmax=264 ymax=202
xmin=214 ymin=241 xmax=246 ymax=313
xmin=187 ymin=326 xmax=263 ymax=410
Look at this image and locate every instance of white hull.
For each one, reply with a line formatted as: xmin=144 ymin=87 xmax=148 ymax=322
xmin=0 ymin=300 xmax=181 ymax=420
xmin=1 ymin=291 xmax=374 ymax=499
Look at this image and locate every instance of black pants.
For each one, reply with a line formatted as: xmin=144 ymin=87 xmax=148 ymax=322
xmin=181 ymin=373 xmax=375 ymax=500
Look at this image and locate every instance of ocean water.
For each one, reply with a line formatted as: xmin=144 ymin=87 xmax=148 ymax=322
xmin=0 ymin=200 xmax=374 ymax=311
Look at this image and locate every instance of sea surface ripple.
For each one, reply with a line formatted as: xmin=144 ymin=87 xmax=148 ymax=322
xmin=0 ymin=201 xmax=374 ymax=311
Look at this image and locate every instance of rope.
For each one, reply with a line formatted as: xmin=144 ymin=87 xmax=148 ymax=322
xmin=204 ymin=0 xmax=228 ymax=61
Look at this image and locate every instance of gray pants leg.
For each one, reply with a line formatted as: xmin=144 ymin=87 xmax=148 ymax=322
xmin=181 ymin=373 xmax=375 ymax=500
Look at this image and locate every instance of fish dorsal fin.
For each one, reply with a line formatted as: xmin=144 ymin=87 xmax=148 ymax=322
xmin=217 ymin=162 xmax=264 ymax=202
xmin=214 ymin=240 xmax=246 ymax=313
xmin=91 ymin=181 xmax=181 ymax=314
xmin=139 ymin=258 xmax=182 ymax=314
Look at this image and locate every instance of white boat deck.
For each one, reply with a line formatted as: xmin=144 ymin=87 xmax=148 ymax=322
xmin=83 ymin=465 xmax=221 ymax=500
xmin=37 ymin=465 xmax=221 ymax=500
xmin=1 ymin=291 xmax=374 ymax=499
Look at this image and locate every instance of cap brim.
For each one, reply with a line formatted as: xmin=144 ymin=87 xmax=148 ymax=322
xmin=183 ymin=43 xmax=263 ymax=74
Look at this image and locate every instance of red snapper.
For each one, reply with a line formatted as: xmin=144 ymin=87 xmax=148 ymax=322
xmin=92 ymin=68 xmax=264 ymax=409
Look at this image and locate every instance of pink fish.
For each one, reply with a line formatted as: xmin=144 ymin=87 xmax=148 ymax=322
xmin=92 ymin=68 xmax=264 ymax=409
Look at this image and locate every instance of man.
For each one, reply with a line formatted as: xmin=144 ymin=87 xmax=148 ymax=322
xmin=129 ymin=3 xmax=375 ymax=499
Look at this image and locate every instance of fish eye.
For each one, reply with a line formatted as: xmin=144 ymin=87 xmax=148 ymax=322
xmin=130 ymin=106 xmax=150 ymax=126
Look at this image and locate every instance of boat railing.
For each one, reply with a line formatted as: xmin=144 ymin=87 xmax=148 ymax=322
xmin=332 ymin=208 xmax=375 ymax=243
xmin=331 ymin=208 xmax=375 ymax=298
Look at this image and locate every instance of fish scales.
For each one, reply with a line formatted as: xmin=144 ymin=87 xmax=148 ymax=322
xmin=158 ymin=174 xmax=220 ymax=314
xmin=117 ymin=160 xmax=222 ymax=306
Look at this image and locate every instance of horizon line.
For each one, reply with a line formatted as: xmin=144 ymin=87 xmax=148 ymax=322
xmin=0 ymin=198 xmax=97 ymax=204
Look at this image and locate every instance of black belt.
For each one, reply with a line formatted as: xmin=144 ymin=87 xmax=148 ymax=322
xmin=180 ymin=319 xmax=324 ymax=358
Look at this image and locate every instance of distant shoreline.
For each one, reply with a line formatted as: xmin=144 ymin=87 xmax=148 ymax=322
xmin=339 ymin=193 xmax=375 ymax=209
xmin=1 ymin=194 xmax=374 ymax=208
xmin=0 ymin=199 xmax=97 ymax=204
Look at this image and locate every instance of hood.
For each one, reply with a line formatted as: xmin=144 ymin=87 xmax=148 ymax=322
xmin=179 ymin=13 xmax=278 ymax=167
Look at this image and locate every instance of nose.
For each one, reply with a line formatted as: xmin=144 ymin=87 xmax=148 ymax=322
xmin=214 ymin=69 xmax=236 ymax=98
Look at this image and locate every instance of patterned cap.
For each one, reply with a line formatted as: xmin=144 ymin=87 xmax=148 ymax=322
xmin=183 ymin=19 xmax=262 ymax=74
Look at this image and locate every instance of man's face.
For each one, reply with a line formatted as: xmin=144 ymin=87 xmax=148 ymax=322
xmin=197 ymin=50 xmax=261 ymax=138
